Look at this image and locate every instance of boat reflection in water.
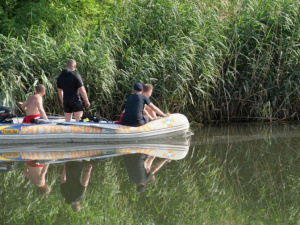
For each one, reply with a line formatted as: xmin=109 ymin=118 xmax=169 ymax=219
xmin=0 ymin=140 xmax=190 ymax=162
xmin=0 ymin=138 xmax=190 ymax=212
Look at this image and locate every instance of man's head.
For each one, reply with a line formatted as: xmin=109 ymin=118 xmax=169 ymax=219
xmin=71 ymin=202 xmax=81 ymax=212
xmin=136 ymin=183 xmax=146 ymax=192
xmin=136 ymin=175 xmax=156 ymax=192
xmin=67 ymin=59 xmax=77 ymax=71
xmin=38 ymin=184 xmax=50 ymax=195
xmin=133 ymin=83 xmax=143 ymax=93
xmin=36 ymin=84 xmax=46 ymax=96
xmin=142 ymin=84 xmax=153 ymax=98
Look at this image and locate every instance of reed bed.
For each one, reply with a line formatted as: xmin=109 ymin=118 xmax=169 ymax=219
xmin=1 ymin=0 xmax=300 ymax=122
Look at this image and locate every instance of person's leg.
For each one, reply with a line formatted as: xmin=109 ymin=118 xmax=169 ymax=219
xmin=72 ymin=101 xmax=84 ymax=122
xmin=74 ymin=111 xmax=83 ymax=122
xmin=144 ymin=156 xmax=155 ymax=172
xmin=142 ymin=115 xmax=149 ymax=125
xmin=64 ymin=113 xmax=73 ymax=122
xmin=63 ymin=101 xmax=73 ymax=122
xmin=145 ymin=106 xmax=157 ymax=120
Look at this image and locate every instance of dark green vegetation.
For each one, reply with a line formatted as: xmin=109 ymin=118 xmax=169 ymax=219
xmin=1 ymin=124 xmax=300 ymax=224
xmin=1 ymin=0 xmax=300 ymax=123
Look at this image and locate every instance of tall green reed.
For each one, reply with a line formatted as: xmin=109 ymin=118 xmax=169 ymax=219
xmin=0 ymin=0 xmax=300 ymax=122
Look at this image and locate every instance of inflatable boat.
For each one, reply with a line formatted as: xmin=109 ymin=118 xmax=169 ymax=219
xmin=0 ymin=113 xmax=190 ymax=144
xmin=0 ymin=140 xmax=190 ymax=163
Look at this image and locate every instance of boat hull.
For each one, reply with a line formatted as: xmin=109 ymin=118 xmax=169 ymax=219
xmin=0 ymin=114 xmax=190 ymax=144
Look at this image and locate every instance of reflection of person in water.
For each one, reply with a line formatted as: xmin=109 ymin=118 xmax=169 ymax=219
xmin=60 ymin=161 xmax=92 ymax=212
xmin=122 ymin=154 xmax=171 ymax=192
xmin=23 ymin=161 xmax=50 ymax=195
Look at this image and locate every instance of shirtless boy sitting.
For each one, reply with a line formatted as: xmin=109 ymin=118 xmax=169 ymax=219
xmin=21 ymin=84 xmax=48 ymax=123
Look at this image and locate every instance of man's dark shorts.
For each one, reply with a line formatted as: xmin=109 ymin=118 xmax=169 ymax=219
xmin=142 ymin=115 xmax=149 ymax=125
xmin=123 ymin=115 xmax=149 ymax=127
xmin=63 ymin=101 xmax=84 ymax=113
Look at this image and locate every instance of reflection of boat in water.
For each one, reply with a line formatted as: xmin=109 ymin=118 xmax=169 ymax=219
xmin=0 ymin=139 xmax=191 ymax=163
xmin=0 ymin=113 xmax=190 ymax=144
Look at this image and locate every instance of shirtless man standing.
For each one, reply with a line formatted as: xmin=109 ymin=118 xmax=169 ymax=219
xmin=23 ymin=162 xmax=50 ymax=195
xmin=21 ymin=84 xmax=48 ymax=123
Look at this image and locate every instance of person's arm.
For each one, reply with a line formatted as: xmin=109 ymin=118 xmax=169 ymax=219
xmin=21 ymin=100 xmax=28 ymax=112
xmin=23 ymin=167 xmax=29 ymax=178
xmin=57 ymin=88 xmax=64 ymax=108
xmin=145 ymin=105 xmax=157 ymax=120
xmin=41 ymin=164 xmax=49 ymax=175
xmin=81 ymin=164 xmax=92 ymax=187
xmin=150 ymin=158 xmax=171 ymax=174
xmin=144 ymin=156 xmax=155 ymax=172
xmin=61 ymin=164 xmax=66 ymax=184
xmin=148 ymin=103 xmax=170 ymax=117
xmin=37 ymin=97 xmax=48 ymax=120
xmin=78 ymin=86 xmax=90 ymax=109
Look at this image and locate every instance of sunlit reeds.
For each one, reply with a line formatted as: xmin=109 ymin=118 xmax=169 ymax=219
xmin=1 ymin=0 xmax=300 ymax=122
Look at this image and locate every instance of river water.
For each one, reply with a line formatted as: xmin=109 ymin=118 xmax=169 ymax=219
xmin=1 ymin=123 xmax=300 ymax=224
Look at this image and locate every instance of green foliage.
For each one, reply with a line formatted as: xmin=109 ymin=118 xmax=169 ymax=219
xmin=0 ymin=0 xmax=300 ymax=122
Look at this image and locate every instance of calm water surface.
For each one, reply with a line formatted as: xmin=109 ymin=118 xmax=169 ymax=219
xmin=1 ymin=123 xmax=300 ymax=225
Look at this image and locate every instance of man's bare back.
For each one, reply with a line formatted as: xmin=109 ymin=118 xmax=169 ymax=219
xmin=23 ymin=94 xmax=43 ymax=115
xmin=23 ymin=163 xmax=49 ymax=187
xmin=23 ymin=162 xmax=50 ymax=195
xmin=21 ymin=84 xmax=48 ymax=120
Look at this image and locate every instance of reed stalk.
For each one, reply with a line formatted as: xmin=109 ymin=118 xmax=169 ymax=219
xmin=0 ymin=0 xmax=299 ymax=122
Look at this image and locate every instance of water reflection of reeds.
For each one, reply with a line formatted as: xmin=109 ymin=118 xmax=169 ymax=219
xmin=189 ymin=123 xmax=300 ymax=224
xmin=1 ymin=124 xmax=300 ymax=224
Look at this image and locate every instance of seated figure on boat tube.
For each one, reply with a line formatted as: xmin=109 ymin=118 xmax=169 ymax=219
xmin=21 ymin=84 xmax=48 ymax=123
xmin=115 ymin=83 xmax=156 ymax=124
xmin=122 ymin=154 xmax=171 ymax=192
xmin=121 ymin=83 xmax=169 ymax=127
